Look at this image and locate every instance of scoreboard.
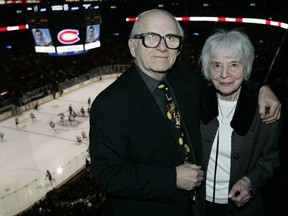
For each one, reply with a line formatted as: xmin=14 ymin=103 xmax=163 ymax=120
xmin=0 ymin=0 xmax=100 ymax=4
xmin=0 ymin=0 xmax=42 ymax=4
xmin=26 ymin=2 xmax=101 ymax=56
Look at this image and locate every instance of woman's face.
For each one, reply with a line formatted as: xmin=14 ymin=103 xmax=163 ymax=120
xmin=210 ymin=57 xmax=244 ymax=101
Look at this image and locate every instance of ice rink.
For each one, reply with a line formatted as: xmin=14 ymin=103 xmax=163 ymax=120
xmin=0 ymin=77 xmax=116 ymax=215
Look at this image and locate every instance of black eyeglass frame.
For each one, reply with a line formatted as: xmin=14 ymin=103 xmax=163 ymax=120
xmin=133 ymin=32 xmax=183 ymax=50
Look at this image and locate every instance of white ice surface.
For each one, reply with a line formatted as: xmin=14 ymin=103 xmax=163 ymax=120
xmin=0 ymin=78 xmax=116 ymax=212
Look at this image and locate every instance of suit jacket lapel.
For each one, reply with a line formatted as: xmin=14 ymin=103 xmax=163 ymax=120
xmin=125 ymin=65 xmax=184 ymax=162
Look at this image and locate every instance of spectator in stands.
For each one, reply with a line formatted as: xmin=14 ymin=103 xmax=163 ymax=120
xmin=89 ymin=9 xmax=281 ymax=216
xmin=199 ymin=29 xmax=281 ymax=216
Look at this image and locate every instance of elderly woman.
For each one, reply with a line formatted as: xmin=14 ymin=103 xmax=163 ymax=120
xmin=199 ymin=29 xmax=281 ymax=216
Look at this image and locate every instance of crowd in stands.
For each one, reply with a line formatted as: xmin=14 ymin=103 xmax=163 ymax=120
xmin=0 ymin=39 xmax=132 ymax=107
xmin=1 ymin=22 xmax=287 ymax=103
xmin=18 ymin=159 xmax=109 ymax=216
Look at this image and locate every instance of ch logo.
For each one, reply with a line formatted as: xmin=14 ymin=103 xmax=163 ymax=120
xmin=57 ymin=29 xmax=80 ymax=44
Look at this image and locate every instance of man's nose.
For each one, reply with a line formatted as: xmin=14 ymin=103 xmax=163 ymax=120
xmin=156 ymin=38 xmax=167 ymax=51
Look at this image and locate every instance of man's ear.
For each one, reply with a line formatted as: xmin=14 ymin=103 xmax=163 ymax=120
xmin=128 ymin=39 xmax=136 ymax=58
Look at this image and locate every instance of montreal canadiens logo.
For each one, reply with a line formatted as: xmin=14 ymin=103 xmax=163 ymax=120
xmin=57 ymin=29 xmax=80 ymax=44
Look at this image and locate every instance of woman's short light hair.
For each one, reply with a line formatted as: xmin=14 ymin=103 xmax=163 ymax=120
xmin=200 ymin=29 xmax=255 ymax=81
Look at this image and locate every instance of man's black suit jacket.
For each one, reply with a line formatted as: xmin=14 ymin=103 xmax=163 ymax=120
xmin=89 ymin=60 xmax=202 ymax=216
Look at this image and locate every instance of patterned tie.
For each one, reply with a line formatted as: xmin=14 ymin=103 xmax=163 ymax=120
xmin=157 ymin=82 xmax=191 ymax=163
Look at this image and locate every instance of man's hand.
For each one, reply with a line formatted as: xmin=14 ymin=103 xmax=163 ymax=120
xmin=176 ymin=164 xmax=204 ymax=191
xmin=258 ymin=85 xmax=281 ymax=124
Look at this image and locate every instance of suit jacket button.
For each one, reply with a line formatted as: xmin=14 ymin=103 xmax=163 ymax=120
xmin=233 ymin=154 xmax=240 ymax=160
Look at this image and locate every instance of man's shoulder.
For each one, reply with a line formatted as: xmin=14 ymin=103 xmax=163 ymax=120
xmin=96 ymin=65 xmax=138 ymax=98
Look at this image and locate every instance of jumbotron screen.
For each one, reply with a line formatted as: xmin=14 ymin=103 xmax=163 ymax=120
xmin=0 ymin=0 xmax=42 ymax=4
xmin=26 ymin=3 xmax=101 ymax=56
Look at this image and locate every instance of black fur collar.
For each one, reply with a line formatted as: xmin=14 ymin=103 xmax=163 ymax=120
xmin=201 ymin=80 xmax=261 ymax=135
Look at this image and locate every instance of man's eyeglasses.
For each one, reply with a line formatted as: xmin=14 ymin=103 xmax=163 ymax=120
xmin=133 ymin=32 xmax=182 ymax=50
